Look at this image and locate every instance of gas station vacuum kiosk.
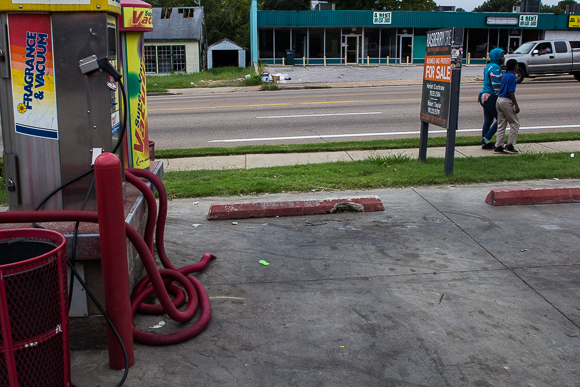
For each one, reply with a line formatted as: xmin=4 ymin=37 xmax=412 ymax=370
xmin=0 ymin=0 xmax=125 ymax=212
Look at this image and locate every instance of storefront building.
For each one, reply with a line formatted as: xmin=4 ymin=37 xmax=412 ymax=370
xmin=255 ymin=10 xmax=580 ymax=65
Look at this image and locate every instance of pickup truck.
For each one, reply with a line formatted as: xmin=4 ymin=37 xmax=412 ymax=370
xmin=505 ymin=40 xmax=580 ymax=83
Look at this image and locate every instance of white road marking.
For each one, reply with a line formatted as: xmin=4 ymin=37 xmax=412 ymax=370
xmin=257 ymin=112 xmax=383 ymax=119
xmin=209 ymin=125 xmax=580 ymax=143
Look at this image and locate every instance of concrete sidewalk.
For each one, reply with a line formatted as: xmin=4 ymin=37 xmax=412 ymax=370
xmin=161 ymin=140 xmax=580 ymax=172
xmin=71 ymin=179 xmax=580 ymax=387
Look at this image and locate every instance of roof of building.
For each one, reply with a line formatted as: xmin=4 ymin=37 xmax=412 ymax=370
xmin=208 ymin=38 xmax=248 ymax=51
xmin=257 ymin=10 xmax=573 ymax=30
xmin=145 ymin=7 xmax=204 ymax=41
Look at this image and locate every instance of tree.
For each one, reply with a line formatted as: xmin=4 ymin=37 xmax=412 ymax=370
xmin=145 ymin=0 xmax=199 ymax=6
xmin=144 ymin=0 xmax=252 ymax=47
xmin=541 ymin=0 xmax=577 ymax=14
xmin=456 ymin=7 xmax=466 ymax=12
xmin=399 ymin=0 xmax=436 ymax=11
xmin=203 ymin=0 xmax=251 ymax=46
xmin=472 ymin=0 xmax=520 ymax=12
xmin=332 ymin=0 xmax=435 ymax=11
xmin=261 ymin=0 xmax=310 ymax=10
xmin=332 ymin=0 xmax=392 ymax=10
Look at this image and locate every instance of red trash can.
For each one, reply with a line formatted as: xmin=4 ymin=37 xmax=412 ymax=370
xmin=0 ymin=229 xmax=70 ymax=387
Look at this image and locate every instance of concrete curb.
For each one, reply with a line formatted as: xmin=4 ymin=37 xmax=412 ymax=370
xmin=485 ymin=187 xmax=580 ymax=206
xmin=207 ymin=196 xmax=384 ymax=220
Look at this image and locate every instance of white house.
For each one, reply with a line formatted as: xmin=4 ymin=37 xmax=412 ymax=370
xmin=144 ymin=7 xmax=207 ymax=73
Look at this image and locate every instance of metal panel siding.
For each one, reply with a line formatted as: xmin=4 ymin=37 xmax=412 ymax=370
xmin=258 ymin=10 xmax=571 ymax=30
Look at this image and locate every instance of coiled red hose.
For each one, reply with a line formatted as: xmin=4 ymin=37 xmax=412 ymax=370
xmin=0 ymin=171 xmax=215 ymax=346
xmin=125 ymin=169 xmax=216 ymax=345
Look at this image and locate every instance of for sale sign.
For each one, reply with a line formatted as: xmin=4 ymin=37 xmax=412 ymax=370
xmin=420 ymin=28 xmax=463 ymax=129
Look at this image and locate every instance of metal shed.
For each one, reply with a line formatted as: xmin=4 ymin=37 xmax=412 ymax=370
xmin=208 ymin=38 xmax=247 ymax=69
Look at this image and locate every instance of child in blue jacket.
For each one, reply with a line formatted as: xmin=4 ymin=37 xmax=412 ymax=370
xmin=494 ymin=59 xmax=521 ymax=154
xmin=478 ymin=48 xmax=504 ymax=149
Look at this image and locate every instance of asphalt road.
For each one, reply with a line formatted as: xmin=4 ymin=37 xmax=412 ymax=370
xmin=148 ymin=79 xmax=580 ymax=150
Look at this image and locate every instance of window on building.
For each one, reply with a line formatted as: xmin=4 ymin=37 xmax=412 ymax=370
xmin=144 ymin=45 xmax=187 ymax=73
xmin=275 ymin=29 xmax=291 ymax=59
xmin=178 ymin=8 xmax=194 ymax=18
xmin=157 ymin=45 xmax=172 ymax=73
xmin=145 ymin=46 xmax=157 ymax=73
xmin=161 ymin=7 xmax=172 ymax=19
xmin=259 ymin=29 xmax=274 ymax=58
xmin=467 ymin=29 xmax=489 ymax=59
xmin=309 ymin=28 xmax=324 ymax=58
xmin=380 ymin=28 xmax=397 ymax=58
xmin=364 ymin=28 xmax=380 ymax=58
xmin=414 ymin=28 xmax=430 ymax=36
xmin=172 ymin=46 xmax=186 ymax=72
xmin=325 ymin=28 xmax=341 ymax=58
xmin=522 ymin=29 xmax=541 ymax=43
xmin=498 ymin=29 xmax=509 ymax=53
xmin=293 ymin=28 xmax=307 ymax=58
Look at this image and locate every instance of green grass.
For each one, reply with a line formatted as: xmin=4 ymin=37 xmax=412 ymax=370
xmin=155 ymin=131 xmax=580 ymax=159
xmin=162 ymin=151 xmax=580 ymax=199
xmin=147 ymin=66 xmax=263 ymax=93
xmin=260 ymin=83 xmax=280 ymax=91
xmin=1 ymin=131 xmax=578 ymax=204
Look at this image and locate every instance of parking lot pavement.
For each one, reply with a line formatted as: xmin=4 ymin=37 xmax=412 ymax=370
xmin=71 ymin=179 xmax=580 ymax=387
xmin=265 ymin=64 xmax=484 ymax=83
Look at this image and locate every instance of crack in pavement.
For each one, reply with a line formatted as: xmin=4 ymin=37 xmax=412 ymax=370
xmin=411 ymin=187 xmax=580 ymax=330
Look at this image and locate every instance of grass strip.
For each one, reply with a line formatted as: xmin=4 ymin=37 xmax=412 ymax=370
xmin=162 ymin=151 xmax=580 ymax=199
xmin=147 ymin=66 xmax=262 ymax=93
xmin=155 ymin=131 xmax=580 ymax=159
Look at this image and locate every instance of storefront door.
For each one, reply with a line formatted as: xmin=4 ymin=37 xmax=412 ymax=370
xmin=344 ymin=35 xmax=359 ymax=64
xmin=509 ymin=36 xmax=521 ymax=53
xmin=399 ymin=35 xmax=413 ymax=64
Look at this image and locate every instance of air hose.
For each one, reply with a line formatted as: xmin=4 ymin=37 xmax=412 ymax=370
xmin=0 ymin=204 xmax=215 ymax=346
xmin=125 ymin=168 xmax=216 ymax=345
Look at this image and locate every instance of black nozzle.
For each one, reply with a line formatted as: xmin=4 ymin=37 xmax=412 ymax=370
xmin=97 ymin=57 xmax=122 ymax=82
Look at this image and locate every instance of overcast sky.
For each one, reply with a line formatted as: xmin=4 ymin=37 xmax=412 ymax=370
xmin=442 ymin=0 xmax=563 ymax=12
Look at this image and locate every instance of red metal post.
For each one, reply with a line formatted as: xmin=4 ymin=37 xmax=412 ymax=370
xmin=94 ymin=153 xmax=135 ymax=369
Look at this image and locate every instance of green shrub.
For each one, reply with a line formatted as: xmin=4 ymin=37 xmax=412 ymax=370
xmin=260 ymin=83 xmax=279 ymax=91
xmin=242 ymin=73 xmax=263 ymax=86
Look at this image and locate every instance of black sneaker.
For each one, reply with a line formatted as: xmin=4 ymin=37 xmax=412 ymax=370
xmin=482 ymin=142 xmax=495 ymax=150
xmin=494 ymin=145 xmax=505 ymax=153
xmin=504 ymin=144 xmax=519 ymax=154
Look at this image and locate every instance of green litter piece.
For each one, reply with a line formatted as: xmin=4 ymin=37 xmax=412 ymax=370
xmin=259 ymin=260 xmax=270 ymax=266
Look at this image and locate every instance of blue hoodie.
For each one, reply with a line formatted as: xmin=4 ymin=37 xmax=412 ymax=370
xmin=479 ymin=48 xmax=504 ymax=97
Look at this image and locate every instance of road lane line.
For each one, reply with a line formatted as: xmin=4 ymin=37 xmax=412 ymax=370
xmin=148 ymin=85 xmax=577 ymax=104
xmin=257 ymin=112 xmax=383 ymax=119
xmin=149 ymin=99 xmax=417 ymax=111
xmin=208 ymin=125 xmax=580 ymax=143
xmin=149 ymin=92 xmax=580 ymax=112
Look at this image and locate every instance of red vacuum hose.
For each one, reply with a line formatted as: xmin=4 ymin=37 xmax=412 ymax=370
xmin=127 ymin=169 xmax=216 ymax=345
xmin=0 ymin=189 xmax=215 ymax=346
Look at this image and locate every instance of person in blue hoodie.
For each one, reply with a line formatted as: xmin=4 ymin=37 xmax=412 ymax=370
xmin=478 ymin=48 xmax=505 ymax=149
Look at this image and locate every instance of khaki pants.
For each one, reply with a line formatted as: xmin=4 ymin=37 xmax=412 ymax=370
xmin=495 ymin=97 xmax=520 ymax=147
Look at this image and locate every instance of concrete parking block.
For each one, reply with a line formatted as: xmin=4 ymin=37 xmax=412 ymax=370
xmin=485 ymin=187 xmax=580 ymax=206
xmin=207 ymin=196 xmax=385 ymax=220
